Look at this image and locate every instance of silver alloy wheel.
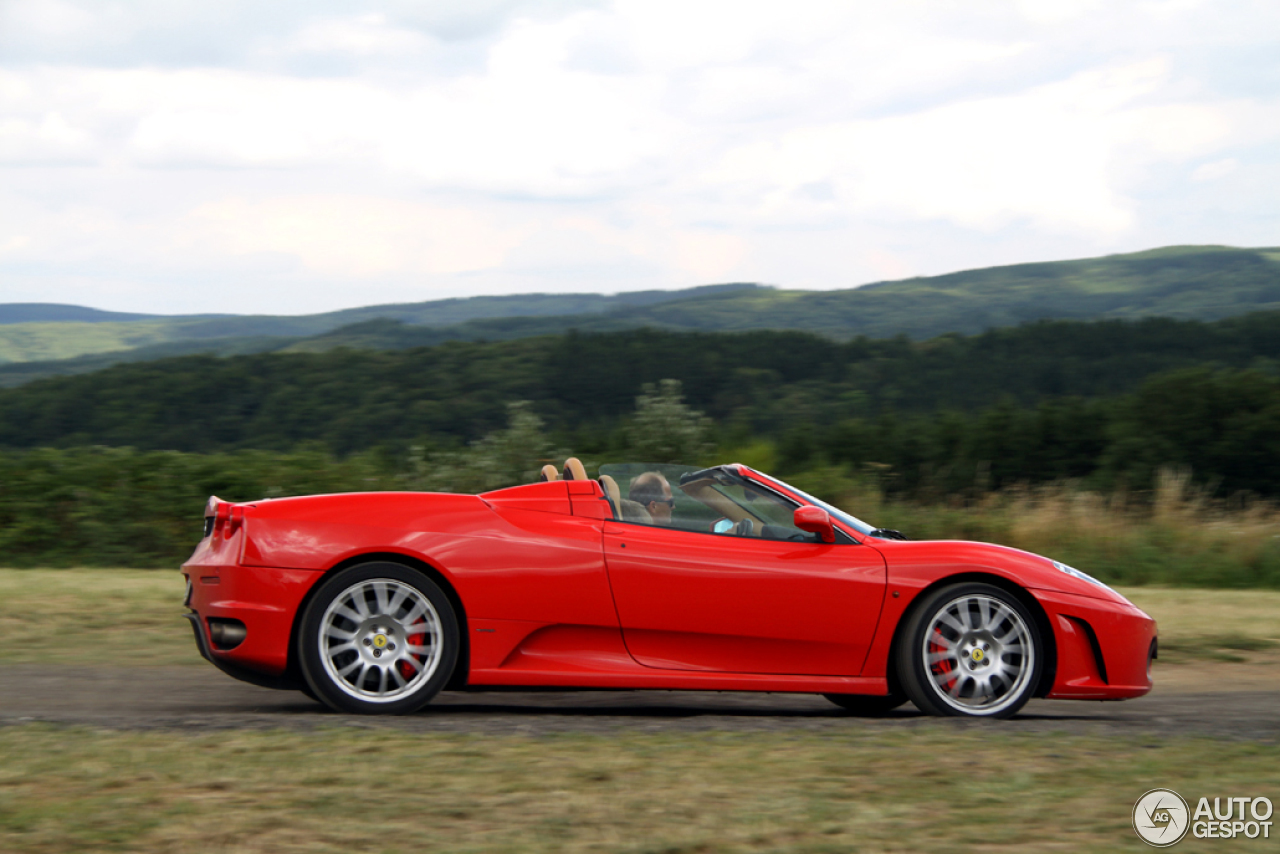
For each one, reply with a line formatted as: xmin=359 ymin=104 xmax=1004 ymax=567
xmin=317 ymin=578 xmax=443 ymax=704
xmin=921 ymin=593 xmax=1034 ymax=715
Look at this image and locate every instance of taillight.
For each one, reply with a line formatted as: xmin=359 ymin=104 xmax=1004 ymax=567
xmin=227 ymin=504 xmax=245 ymax=536
xmin=202 ymin=496 xmax=243 ymax=539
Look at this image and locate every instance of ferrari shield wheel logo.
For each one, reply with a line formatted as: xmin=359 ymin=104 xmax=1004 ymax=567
xmin=1134 ymin=788 xmax=1190 ymax=847
xmin=970 ymin=648 xmax=984 ymax=662
xmin=373 ymin=634 xmax=388 ymax=649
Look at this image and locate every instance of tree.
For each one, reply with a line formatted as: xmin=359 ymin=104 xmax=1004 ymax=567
xmin=625 ymin=380 xmax=713 ymax=464
xmin=407 ymin=401 xmax=560 ymax=493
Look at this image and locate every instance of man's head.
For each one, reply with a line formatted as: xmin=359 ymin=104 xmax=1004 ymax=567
xmin=629 ymin=471 xmax=674 ymax=525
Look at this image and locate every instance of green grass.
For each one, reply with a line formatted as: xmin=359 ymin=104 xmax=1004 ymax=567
xmin=0 ymin=569 xmax=194 ymax=666
xmin=0 ymin=320 xmax=176 ymax=365
xmin=4 ymin=569 xmax=1280 ymax=670
xmin=1 ymin=725 xmax=1277 ymax=853
xmin=1158 ymin=634 xmax=1277 ymax=662
xmin=2 ymin=570 xmax=1277 ymax=851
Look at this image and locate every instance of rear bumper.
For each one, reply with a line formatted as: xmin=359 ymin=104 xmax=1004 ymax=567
xmin=181 ymin=560 xmax=321 ymax=683
xmin=183 ymin=612 xmax=303 ymax=691
xmin=1036 ymin=589 xmax=1156 ymax=700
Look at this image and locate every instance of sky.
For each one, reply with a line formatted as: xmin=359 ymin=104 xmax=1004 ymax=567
xmin=1 ymin=0 xmax=1278 ymax=316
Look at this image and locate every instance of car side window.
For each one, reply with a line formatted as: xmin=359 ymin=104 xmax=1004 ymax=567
xmin=704 ymin=481 xmax=819 ymax=543
xmin=619 ymin=475 xmax=817 ymax=542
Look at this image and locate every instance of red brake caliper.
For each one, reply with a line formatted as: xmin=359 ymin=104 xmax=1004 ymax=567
xmin=929 ymin=626 xmax=954 ymax=691
xmin=398 ymin=633 xmax=424 ymax=680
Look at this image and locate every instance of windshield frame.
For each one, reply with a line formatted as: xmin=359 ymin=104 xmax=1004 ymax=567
xmin=737 ymin=467 xmax=877 ymax=537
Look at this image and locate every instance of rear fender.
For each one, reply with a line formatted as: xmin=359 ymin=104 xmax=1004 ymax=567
xmin=284 ymin=551 xmax=471 ymax=691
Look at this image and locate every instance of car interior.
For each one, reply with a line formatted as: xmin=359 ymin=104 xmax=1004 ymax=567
xmin=538 ymin=458 xmax=818 ymax=542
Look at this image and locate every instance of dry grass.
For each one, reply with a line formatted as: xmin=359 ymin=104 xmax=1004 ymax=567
xmin=2 ymin=570 xmax=1278 ymax=851
xmin=1002 ymin=470 xmax=1280 ymax=586
xmin=4 ymin=569 xmax=1280 ymax=670
xmin=1120 ymin=586 xmax=1280 ymax=643
xmin=1 ymin=725 xmax=1277 ymax=854
xmin=829 ymin=468 xmax=1280 ymax=588
xmin=1117 ymin=586 xmax=1280 ymax=666
xmin=0 ymin=569 xmax=194 ymax=666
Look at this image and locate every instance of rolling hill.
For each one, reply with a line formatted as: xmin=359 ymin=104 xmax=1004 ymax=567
xmin=3 ymin=245 xmax=1278 ymax=386
xmin=0 ymin=285 xmax=752 ymax=368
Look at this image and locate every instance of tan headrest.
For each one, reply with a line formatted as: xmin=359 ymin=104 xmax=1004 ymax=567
xmin=562 ymin=457 xmax=587 ymax=481
xmin=539 ymin=464 xmax=560 ymax=482
xmin=599 ymin=474 xmax=621 ymax=506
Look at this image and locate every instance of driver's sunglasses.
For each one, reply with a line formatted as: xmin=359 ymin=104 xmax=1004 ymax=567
xmin=650 ymin=497 xmax=676 ymax=507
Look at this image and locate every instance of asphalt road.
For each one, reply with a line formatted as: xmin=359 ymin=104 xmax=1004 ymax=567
xmin=1 ymin=664 xmax=1276 ymax=740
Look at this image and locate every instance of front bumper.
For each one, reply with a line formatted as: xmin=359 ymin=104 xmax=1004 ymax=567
xmin=1036 ymin=589 xmax=1156 ymax=700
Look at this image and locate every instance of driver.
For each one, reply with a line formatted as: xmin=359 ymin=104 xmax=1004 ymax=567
xmin=629 ymin=471 xmax=675 ymax=526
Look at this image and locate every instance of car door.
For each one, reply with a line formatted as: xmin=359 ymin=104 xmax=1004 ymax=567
xmin=602 ymin=520 xmax=887 ymax=676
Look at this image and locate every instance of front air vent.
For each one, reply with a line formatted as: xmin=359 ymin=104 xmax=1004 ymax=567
xmin=1068 ymin=616 xmax=1109 ymax=684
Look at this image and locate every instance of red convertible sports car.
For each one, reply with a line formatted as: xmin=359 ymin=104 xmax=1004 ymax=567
xmin=182 ymin=460 xmax=1156 ymax=718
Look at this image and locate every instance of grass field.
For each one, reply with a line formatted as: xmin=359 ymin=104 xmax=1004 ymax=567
xmin=2 ymin=569 xmax=1278 ymax=853
xmin=3 ymin=568 xmax=1278 ymax=668
xmin=2 ymin=724 xmax=1278 ymax=853
xmin=0 ymin=569 xmax=193 ymax=666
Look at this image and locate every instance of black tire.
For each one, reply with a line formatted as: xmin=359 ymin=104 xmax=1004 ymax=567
xmin=298 ymin=562 xmax=459 ymax=715
xmin=895 ymin=582 xmax=1042 ymax=719
xmin=823 ymin=692 xmax=907 ymax=716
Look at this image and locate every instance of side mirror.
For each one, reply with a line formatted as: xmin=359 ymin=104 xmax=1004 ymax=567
xmin=793 ymin=506 xmax=835 ymax=543
xmin=711 ymin=518 xmax=734 ymax=534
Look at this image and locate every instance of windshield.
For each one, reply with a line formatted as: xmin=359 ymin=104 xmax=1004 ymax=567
xmin=599 ymin=462 xmax=815 ymax=541
xmin=746 ymin=470 xmax=877 ymax=536
xmin=598 ymin=462 xmax=874 ymax=541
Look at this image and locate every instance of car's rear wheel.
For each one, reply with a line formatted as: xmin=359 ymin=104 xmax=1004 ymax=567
xmin=896 ymin=582 xmax=1041 ymax=719
xmin=822 ymin=692 xmax=906 ymax=716
xmin=299 ymin=562 xmax=458 ymax=714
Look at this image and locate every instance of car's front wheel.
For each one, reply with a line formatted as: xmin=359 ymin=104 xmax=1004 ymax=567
xmin=298 ymin=562 xmax=458 ymax=714
xmin=895 ymin=582 xmax=1042 ymax=719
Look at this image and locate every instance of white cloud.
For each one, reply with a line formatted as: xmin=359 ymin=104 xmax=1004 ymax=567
xmin=0 ymin=0 xmax=1278 ymax=314
xmin=2 ymin=0 xmax=97 ymax=40
xmin=701 ymin=60 xmax=1233 ymax=236
xmin=283 ymin=14 xmax=435 ymax=57
xmin=0 ymin=110 xmax=95 ymax=164
xmin=1191 ymin=158 xmax=1238 ymax=182
xmin=185 ymin=195 xmax=530 ymax=277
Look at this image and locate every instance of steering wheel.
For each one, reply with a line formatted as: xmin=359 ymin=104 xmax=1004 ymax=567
xmin=734 ymin=518 xmax=755 ymax=537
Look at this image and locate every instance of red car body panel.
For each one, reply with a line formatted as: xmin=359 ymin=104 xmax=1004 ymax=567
xmin=182 ymin=470 xmax=1155 ymax=705
xmin=602 ymin=520 xmax=887 ymax=675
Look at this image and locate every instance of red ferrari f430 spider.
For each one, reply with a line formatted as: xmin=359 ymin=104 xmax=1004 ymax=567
xmin=182 ymin=460 xmax=1156 ymax=718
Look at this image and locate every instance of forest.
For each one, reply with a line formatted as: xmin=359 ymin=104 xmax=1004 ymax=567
xmin=1 ymin=312 xmax=1279 ymax=492
xmin=2 ymin=310 xmax=1278 ymax=574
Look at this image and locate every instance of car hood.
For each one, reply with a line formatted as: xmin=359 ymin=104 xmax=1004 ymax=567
xmin=867 ymin=538 xmax=1140 ymax=609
